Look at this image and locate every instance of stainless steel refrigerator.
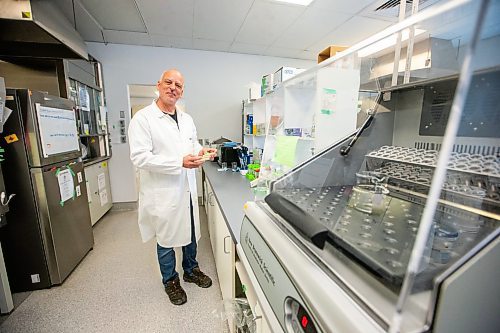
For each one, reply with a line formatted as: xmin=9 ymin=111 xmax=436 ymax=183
xmin=0 ymin=89 xmax=93 ymax=292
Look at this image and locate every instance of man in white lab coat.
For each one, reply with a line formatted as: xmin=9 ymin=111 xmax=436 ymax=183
xmin=128 ymin=69 xmax=217 ymax=305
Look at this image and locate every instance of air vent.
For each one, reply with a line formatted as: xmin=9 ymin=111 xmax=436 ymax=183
xmin=366 ymin=0 xmax=441 ymax=19
xmin=375 ymin=0 xmax=415 ymax=11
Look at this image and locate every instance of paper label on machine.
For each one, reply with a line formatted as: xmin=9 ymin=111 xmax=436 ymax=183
xmin=31 ymin=274 xmax=40 ymax=283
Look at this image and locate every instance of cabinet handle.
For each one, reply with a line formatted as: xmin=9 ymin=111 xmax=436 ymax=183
xmin=208 ymin=192 xmax=215 ymax=206
xmin=223 ymin=236 xmax=230 ymax=254
xmin=1 ymin=192 xmax=16 ymax=206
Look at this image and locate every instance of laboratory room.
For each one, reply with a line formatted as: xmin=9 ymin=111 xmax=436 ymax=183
xmin=0 ymin=0 xmax=499 ymax=332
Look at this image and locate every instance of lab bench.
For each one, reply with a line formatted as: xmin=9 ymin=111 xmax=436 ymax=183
xmin=201 ymin=162 xmax=274 ymax=333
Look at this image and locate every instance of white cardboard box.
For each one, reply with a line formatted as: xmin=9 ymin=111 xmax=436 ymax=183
xmin=273 ymin=67 xmax=305 ymax=88
xmin=248 ymin=82 xmax=261 ymax=100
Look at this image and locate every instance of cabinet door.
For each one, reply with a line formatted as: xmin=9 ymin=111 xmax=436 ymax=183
xmin=98 ymin=161 xmax=112 ymax=213
xmin=203 ymin=180 xmax=209 ymax=215
xmin=213 ymin=203 xmax=235 ymax=333
xmin=84 ymin=164 xmax=99 ymax=225
xmin=205 ymin=181 xmax=216 ymax=255
xmin=214 ymin=203 xmax=235 ymax=302
xmin=84 ymin=162 xmax=112 ymax=226
xmin=203 ymin=180 xmax=207 ymax=209
xmin=195 ymin=168 xmax=202 ymax=200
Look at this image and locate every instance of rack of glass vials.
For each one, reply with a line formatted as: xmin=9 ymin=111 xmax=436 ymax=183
xmin=365 ymin=146 xmax=500 ymax=211
xmin=273 ymin=178 xmax=496 ymax=288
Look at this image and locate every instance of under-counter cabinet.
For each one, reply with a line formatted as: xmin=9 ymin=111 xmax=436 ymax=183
xmin=205 ymin=180 xmax=235 ymax=301
xmin=235 ymin=260 xmax=272 ymax=333
xmin=204 ymin=178 xmax=273 ymax=333
xmin=84 ymin=160 xmax=112 ymax=226
xmin=204 ymin=179 xmax=236 ymax=332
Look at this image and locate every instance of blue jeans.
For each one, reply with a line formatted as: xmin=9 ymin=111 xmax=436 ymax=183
xmin=157 ymin=197 xmax=198 ymax=284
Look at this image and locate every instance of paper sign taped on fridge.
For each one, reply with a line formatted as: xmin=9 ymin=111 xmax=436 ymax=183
xmin=97 ymin=173 xmax=106 ymax=191
xmin=57 ymin=169 xmax=75 ymax=203
xmin=99 ymin=190 xmax=108 ymax=206
xmin=36 ymin=104 xmax=80 ymax=157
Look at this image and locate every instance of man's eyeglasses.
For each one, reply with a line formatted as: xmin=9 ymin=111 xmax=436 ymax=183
xmin=162 ymin=79 xmax=183 ymax=90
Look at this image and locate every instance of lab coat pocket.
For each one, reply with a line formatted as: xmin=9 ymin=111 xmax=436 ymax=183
xmin=152 ymin=188 xmax=178 ymax=218
xmin=139 ymin=190 xmax=157 ymax=216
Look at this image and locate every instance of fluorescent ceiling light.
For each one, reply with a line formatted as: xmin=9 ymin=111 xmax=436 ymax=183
xmin=358 ymin=28 xmax=427 ymax=57
xmin=273 ymin=0 xmax=314 ymax=6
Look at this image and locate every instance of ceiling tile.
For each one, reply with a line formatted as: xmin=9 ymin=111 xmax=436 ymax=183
xmin=311 ymin=0 xmax=377 ymax=14
xmin=310 ymin=15 xmax=392 ymax=51
xmin=235 ymin=1 xmax=306 ymax=45
xmin=81 ymin=0 xmax=146 ymax=32
xmin=103 ymin=30 xmax=153 ymax=46
xmin=229 ymin=42 xmax=268 ymax=55
xmin=265 ymin=46 xmax=301 ymax=59
xmin=136 ymin=0 xmax=194 ymax=38
xmin=193 ymin=0 xmax=253 ymax=41
xmin=192 ymin=39 xmax=231 ymax=52
xmin=296 ymin=49 xmax=318 ymax=61
xmin=151 ymin=34 xmax=193 ymax=49
xmin=273 ymin=7 xmax=350 ymax=49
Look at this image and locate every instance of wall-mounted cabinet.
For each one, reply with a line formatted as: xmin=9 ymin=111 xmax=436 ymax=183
xmin=64 ymin=58 xmax=113 ymax=225
xmin=68 ymin=78 xmax=110 ymax=161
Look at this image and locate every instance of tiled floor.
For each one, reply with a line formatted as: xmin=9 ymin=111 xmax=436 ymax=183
xmin=0 ymin=207 xmax=224 ymax=333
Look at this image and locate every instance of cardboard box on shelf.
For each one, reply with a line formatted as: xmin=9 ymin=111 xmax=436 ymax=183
xmin=317 ymin=45 xmax=348 ymax=63
xmin=273 ymin=67 xmax=305 ymax=88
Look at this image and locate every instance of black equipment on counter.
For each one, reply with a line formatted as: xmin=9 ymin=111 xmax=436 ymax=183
xmin=217 ymin=143 xmax=241 ymax=168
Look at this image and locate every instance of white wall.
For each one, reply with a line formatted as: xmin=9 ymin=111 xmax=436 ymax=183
xmin=86 ymin=42 xmax=314 ymax=203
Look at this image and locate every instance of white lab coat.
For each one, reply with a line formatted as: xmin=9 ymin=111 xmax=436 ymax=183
xmin=128 ymin=101 xmax=202 ymax=248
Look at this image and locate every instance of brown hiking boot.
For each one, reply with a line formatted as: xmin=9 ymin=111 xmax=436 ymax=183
xmin=164 ymin=276 xmax=187 ymax=305
xmin=183 ymin=267 xmax=212 ymax=288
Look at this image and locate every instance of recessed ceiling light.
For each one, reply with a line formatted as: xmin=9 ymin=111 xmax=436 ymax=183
xmin=273 ymin=0 xmax=314 ymax=6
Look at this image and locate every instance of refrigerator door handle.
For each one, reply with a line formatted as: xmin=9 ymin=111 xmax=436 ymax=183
xmin=0 ymin=192 xmax=15 ymax=206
